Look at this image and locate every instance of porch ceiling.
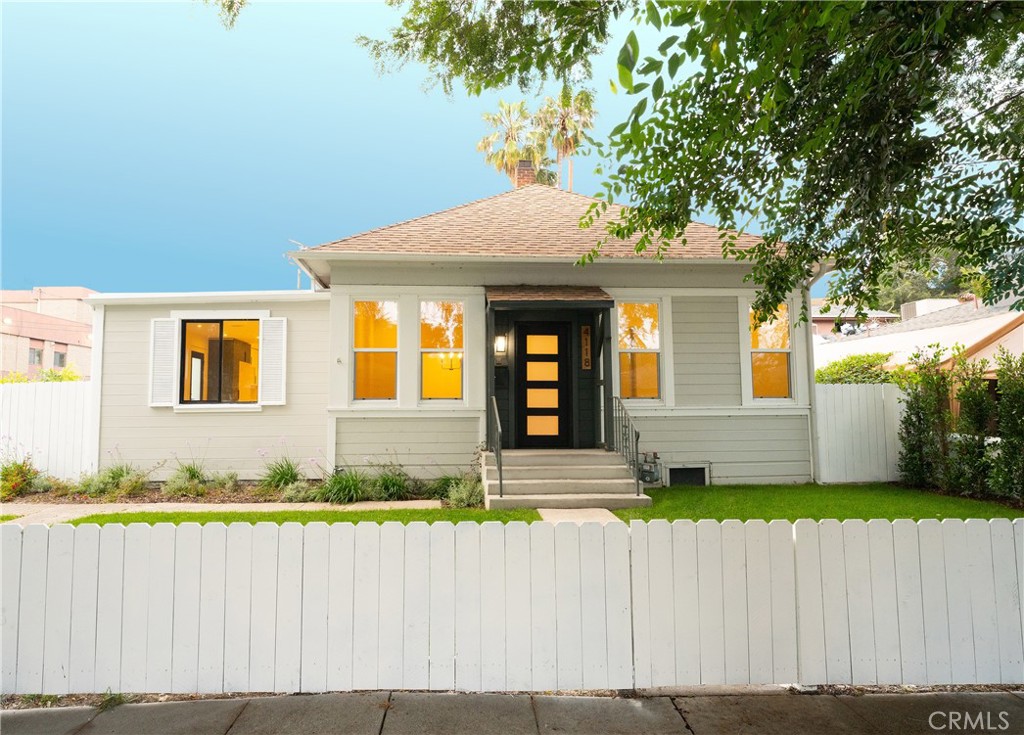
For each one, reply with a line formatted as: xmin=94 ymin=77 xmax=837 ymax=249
xmin=485 ymin=285 xmax=614 ymax=309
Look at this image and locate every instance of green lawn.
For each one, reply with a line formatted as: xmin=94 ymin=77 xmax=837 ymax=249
xmin=68 ymin=507 xmax=542 ymax=526
xmin=615 ymin=483 xmax=1024 ymax=522
xmin=0 ymin=515 xmax=19 ymax=523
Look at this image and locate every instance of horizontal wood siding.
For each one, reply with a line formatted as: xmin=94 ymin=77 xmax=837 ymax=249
xmin=98 ymin=301 xmax=329 ymax=480
xmin=335 ymin=416 xmax=483 ymax=477
xmin=672 ymin=296 xmax=742 ymax=407
xmin=635 ymin=414 xmax=811 ymax=484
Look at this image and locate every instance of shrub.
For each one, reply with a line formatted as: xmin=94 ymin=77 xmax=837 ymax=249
xmin=991 ymin=350 xmax=1024 ymax=499
xmin=371 ymin=464 xmax=410 ymax=501
xmin=897 ymin=347 xmax=955 ymax=490
xmin=208 ymin=471 xmax=239 ymax=493
xmin=29 ymin=474 xmax=76 ymax=496
xmin=317 ymin=468 xmax=368 ymax=504
xmin=446 ymin=476 xmax=484 ymax=508
xmin=948 ymin=354 xmax=995 ymax=496
xmin=1 ymin=454 xmax=40 ymax=500
xmin=815 ymin=353 xmax=896 ymax=384
xmin=0 ymin=372 xmax=29 ymax=384
xmin=259 ymin=457 xmax=303 ymax=491
xmin=79 ymin=463 xmax=149 ymax=497
xmin=425 ymin=474 xmax=463 ymax=500
xmin=163 ymin=462 xmax=208 ymax=498
xmin=37 ymin=366 xmax=81 ymax=382
xmin=281 ymin=480 xmax=314 ymax=502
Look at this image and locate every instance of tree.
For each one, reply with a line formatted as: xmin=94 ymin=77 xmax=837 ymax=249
xmin=344 ymin=1 xmax=1024 ymax=322
xmin=815 ymin=353 xmax=897 ymax=385
xmin=477 ymin=100 xmax=556 ymax=186
xmin=533 ymin=84 xmax=595 ymax=191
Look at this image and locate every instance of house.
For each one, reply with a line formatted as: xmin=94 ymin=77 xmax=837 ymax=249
xmin=814 ymin=296 xmax=1024 ymax=379
xmin=87 ymin=179 xmax=821 ymax=508
xmin=810 ymin=299 xmax=899 ymax=337
xmin=1 ymin=286 xmax=97 ymax=378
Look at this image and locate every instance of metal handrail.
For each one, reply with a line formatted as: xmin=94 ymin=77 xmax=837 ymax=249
xmin=489 ymin=396 xmax=504 ymax=497
xmin=611 ymin=396 xmax=642 ymax=496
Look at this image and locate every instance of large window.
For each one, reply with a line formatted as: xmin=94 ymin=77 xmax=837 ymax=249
xmin=750 ymin=304 xmax=792 ymax=399
xmin=353 ymin=300 xmax=398 ymax=400
xmin=180 ymin=320 xmax=259 ymax=403
xmin=618 ymin=301 xmax=661 ymax=399
xmin=420 ymin=301 xmax=464 ymax=400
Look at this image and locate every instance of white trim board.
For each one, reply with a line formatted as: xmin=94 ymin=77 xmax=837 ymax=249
xmin=88 ymin=291 xmax=329 ymax=306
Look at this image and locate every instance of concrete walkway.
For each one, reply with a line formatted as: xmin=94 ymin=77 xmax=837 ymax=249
xmin=3 ymin=690 xmax=1023 ymax=735
xmin=537 ymin=508 xmax=623 ymax=525
xmin=0 ymin=500 xmax=442 ymax=526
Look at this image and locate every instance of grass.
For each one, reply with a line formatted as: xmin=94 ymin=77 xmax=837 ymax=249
xmin=67 ymin=507 xmax=541 ymax=526
xmin=615 ymin=483 xmax=1024 ymax=523
xmin=0 ymin=515 xmax=19 ymax=523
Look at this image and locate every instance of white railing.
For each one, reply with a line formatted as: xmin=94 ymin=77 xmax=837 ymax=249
xmin=3 ymin=518 xmax=1021 ymax=695
xmin=0 ymin=382 xmax=93 ymax=479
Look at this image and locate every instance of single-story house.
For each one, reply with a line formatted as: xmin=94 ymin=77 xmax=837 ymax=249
xmin=814 ymin=296 xmax=1024 ymax=379
xmin=87 ymin=179 xmax=821 ymax=507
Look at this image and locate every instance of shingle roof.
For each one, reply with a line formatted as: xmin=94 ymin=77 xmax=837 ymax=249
xmin=306 ymin=185 xmax=762 ymax=260
xmin=842 ymin=297 xmax=1017 ymax=341
xmin=485 ymin=285 xmax=613 ymax=305
xmin=811 ymin=305 xmax=898 ymax=320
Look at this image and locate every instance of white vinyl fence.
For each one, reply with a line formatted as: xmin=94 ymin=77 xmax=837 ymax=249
xmin=0 ymin=382 xmax=94 ymax=479
xmin=3 ymin=519 xmax=1022 ymax=696
xmin=815 ymin=383 xmax=905 ymax=484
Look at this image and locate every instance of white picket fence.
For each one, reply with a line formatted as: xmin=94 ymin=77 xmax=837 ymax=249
xmin=815 ymin=383 xmax=905 ymax=483
xmin=0 ymin=382 xmax=94 ymax=479
xmin=3 ymin=519 xmax=1021 ymax=696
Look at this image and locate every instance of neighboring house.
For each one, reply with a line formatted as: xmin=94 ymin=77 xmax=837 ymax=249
xmin=815 ymin=296 xmax=1024 ymax=378
xmin=810 ymin=299 xmax=899 ymax=337
xmin=1 ymin=287 xmax=96 ymax=378
xmin=88 ymin=180 xmax=821 ymax=507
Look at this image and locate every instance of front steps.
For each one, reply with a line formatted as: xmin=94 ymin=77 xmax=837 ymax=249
xmin=482 ymin=449 xmax=652 ymax=510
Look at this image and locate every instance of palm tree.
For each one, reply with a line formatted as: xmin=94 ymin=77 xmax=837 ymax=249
xmin=477 ymin=100 xmax=554 ymax=187
xmin=533 ymin=85 xmax=595 ymax=191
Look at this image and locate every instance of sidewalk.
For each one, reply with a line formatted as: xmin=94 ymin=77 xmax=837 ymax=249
xmin=0 ymin=500 xmax=443 ymax=526
xmin=3 ymin=690 xmax=1023 ymax=735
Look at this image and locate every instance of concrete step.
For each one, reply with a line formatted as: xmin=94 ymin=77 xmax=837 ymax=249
xmin=486 ymin=493 xmax=652 ymax=510
xmin=484 ymin=478 xmax=637 ymax=496
xmin=483 ymin=465 xmax=634 ymax=481
xmin=482 ymin=450 xmax=624 ymax=467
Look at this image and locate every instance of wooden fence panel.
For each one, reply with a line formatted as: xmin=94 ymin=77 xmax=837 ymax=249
xmin=0 ymin=382 xmax=93 ymax=479
xmin=3 ymin=519 xmax=1023 ymax=696
xmin=815 ymin=384 xmax=905 ymax=483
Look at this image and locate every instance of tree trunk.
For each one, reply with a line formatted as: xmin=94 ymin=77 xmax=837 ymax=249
xmin=568 ymin=157 xmax=574 ymax=192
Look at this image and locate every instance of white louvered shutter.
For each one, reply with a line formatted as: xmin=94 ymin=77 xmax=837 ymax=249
xmin=149 ymin=318 xmax=178 ymax=407
xmin=259 ymin=317 xmax=287 ymax=405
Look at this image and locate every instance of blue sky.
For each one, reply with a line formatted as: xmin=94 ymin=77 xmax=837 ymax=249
xmin=4 ymin=2 xmax=822 ymax=295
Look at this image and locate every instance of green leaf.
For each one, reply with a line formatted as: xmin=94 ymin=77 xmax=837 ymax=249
xmin=652 ymin=76 xmax=665 ymax=101
xmin=617 ymin=64 xmax=634 ymax=91
xmin=658 ymin=35 xmax=680 ymax=55
xmin=646 ymin=1 xmax=662 ymax=30
xmin=668 ymin=53 xmax=682 ymax=78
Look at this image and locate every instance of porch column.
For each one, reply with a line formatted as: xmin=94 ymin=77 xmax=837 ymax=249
xmin=601 ymin=307 xmax=614 ymax=450
xmin=485 ymin=303 xmax=495 ymax=445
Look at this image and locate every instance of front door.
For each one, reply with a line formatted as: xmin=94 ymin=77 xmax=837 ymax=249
xmin=515 ymin=322 xmax=572 ymax=448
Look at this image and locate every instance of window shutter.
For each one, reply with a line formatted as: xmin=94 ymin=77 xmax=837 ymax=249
xmin=259 ymin=317 xmax=287 ymax=405
xmin=149 ymin=318 xmax=177 ymax=407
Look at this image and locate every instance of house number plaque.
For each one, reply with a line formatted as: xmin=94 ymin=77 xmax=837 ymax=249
xmin=581 ymin=325 xmax=592 ymax=370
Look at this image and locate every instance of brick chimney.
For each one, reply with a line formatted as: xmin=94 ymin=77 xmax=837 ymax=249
xmin=514 ymin=159 xmax=537 ymax=188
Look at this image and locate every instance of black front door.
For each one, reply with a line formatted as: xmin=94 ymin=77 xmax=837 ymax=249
xmin=515 ymin=322 xmax=572 ymax=448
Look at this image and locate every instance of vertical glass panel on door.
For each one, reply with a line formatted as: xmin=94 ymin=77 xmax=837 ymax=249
xmin=526 ymin=334 xmax=559 ymax=354
xmin=526 ymin=361 xmax=559 ymax=382
xmin=527 ymin=415 xmax=559 ymax=436
xmin=527 ymin=388 xmax=559 ymax=408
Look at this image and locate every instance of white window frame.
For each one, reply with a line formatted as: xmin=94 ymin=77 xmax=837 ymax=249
xmin=418 ymin=299 xmax=466 ymax=404
xmin=351 ymin=299 xmax=401 ymax=405
xmin=612 ymin=297 xmax=671 ymax=406
xmin=167 ymin=309 xmax=270 ymax=413
xmin=28 ymin=346 xmax=43 ymax=366
xmin=739 ymin=297 xmax=798 ymax=406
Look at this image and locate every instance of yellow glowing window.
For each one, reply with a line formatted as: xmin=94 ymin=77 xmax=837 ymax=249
xmin=527 ymin=388 xmax=559 ymax=408
xmin=750 ymin=305 xmax=792 ymax=399
xmin=181 ymin=320 xmax=259 ymax=403
xmin=420 ymin=301 xmax=463 ymax=400
xmin=618 ymin=302 xmax=661 ymax=398
xmin=526 ymin=361 xmax=558 ymax=382
xmin=527 ymin=415 xmax=559 ymax=436
xmin=354 ymin=301 xmax=398 ymax=400
xmin=526 ymin=334 xmax=559 ymax=354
